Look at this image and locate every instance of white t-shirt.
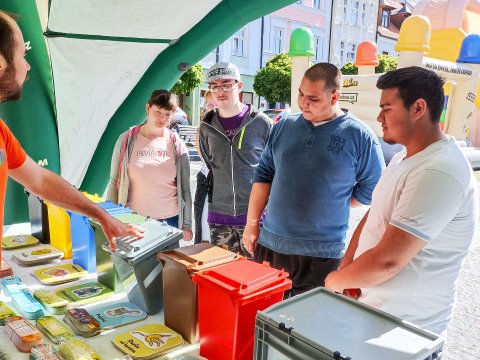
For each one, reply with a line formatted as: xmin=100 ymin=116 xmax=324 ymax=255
xmin=356 ymin=139 xmax=478 ymax=336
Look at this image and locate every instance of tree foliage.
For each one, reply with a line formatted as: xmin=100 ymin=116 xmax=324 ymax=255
xmin=253 ymin=53 xmax=292 ymax=104
xmin=171 ymin=63 xmax=204 ymax=95
xmin=340 ymin=54 xmax=398 ymax=75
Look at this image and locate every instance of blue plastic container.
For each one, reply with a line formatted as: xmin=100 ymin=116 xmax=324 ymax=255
xmin=68 ymin=201 xmax=132 ymax=273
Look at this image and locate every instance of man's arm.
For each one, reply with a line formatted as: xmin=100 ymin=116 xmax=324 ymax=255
xmin=351 ymin=135 xmax=385 ymax=206
xmin=350 ymin=197 xmax=364 ymax=208
xmin=325 ymin=224 xmax=426 ymax=293
xmin=243 ymin=182 xmax=271 ymax=255
xmin=339 ymin=210 xmax=369 ymax=270
xmin=198 ymin=126 xmax=210 ymax=168
xmin=9 ymin=156 xmax=144 ymax=250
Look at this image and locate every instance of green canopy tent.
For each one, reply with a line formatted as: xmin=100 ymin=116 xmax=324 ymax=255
xmin=0 ymin=0 xmax=296 ymax=224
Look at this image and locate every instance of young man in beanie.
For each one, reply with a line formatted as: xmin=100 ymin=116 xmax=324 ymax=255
xmin=198 ymin=62 xmax=272 ymax=256
xmin=0 ymin=11 xmax=143 ymax=275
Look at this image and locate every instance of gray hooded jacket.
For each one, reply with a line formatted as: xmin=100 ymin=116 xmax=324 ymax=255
xmin=198 ymin=106 xmax=272 ymax=216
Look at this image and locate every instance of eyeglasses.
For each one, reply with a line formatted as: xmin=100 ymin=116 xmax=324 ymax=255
xmin=208 ymin=82 xmax=237 ymax=93
xmin=153 ymin=111 xmax=173 ymax=119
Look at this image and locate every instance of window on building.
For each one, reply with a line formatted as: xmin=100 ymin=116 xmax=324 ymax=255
xmin=381 ymin=10 xmax=390 ymax=27
xmin=347 ymin=43 xmax=356 ymax=62
xmin=343 ymin=0 xmax=348 ymax=20
xmin=362 ymin=3 xmax=366 ymax=26
xmin=314 ymin=36 xmax=323 ymax=61
xmin=351 ymin=1 xmax=359 ymax=25
xmin=340 ymin=41 xmax=345 ymax=63
xmin=272 ymin=27 xmax=284 ymax=53
xmin=313 ymin=0 xmax=322 ymax=10
xmin=232 ymin=28 xmax=246 ymax=57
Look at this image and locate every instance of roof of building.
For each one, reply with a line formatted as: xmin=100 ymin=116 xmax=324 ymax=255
xmin=379 ymin=0 xmax=396 ymax=10
xmin=378 ymin=26 xmax=400 ymax=40
xmin=392 ymin=1 xmax=413 ymax=15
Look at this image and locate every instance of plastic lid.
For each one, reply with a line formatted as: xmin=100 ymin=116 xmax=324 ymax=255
xmin=194 ymin=259 xmax=289 ymax=297
xmin=97 ymin=200 xmax=122 ymax=210
xmin=159 ymin=243 xmax=240 ymax=272
xmin=113 ymin=213 xmax=148 ymax=225
xmin=81 ymin=192 xmax=105 ymax=203
xmin=91 ymin=212 xmax=146 ymax=227
xmin=106 ymin=208 xmax=132 ymax=216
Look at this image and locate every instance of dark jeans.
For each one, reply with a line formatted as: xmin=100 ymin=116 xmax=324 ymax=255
xmin=254 ymin=243 xmax=340 ymax=297
xmin=158 ymin=215 xmax=179 ymax=229
xmin=194 ymin=171 xmax=209 ymax=244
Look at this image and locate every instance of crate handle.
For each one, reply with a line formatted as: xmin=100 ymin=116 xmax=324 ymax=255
xmin=278 ymin=322 xmax=293 ymax=334
xmin=333 ymin=351 xmax=351 ymax=360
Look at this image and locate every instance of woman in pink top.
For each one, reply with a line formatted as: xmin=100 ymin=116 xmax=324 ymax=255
xmin=107 ymin=90 xmax=192 ymax=240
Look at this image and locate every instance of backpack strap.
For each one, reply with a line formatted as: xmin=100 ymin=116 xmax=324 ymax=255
xmin=116 ymin=125 xmax=141 ymax=189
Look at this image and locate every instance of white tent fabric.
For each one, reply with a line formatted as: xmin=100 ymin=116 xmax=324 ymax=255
xmin=48 ymin=0 xmax=221 ymax=39
xmin=48 ymin=39 xmax=167 ymax=185
xmin=45 ymin=0 xmax=221 ymax=186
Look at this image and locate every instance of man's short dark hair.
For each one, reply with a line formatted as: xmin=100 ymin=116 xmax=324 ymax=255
xmin=147 ymin=90 xmax=179 ymax=111
xmin=377 ymin=66 xmax=445 ymax=123
xmin=304 ymin=63 xmax=342 ymax=93
xmin=0 ymin=11 xmax=19 ymax=66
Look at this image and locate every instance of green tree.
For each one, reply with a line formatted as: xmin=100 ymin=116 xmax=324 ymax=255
xmin=254 ymin=53 xmax=292 ymax=104
xmin=171 ymin=63 xmax=204 ymax=95
xmin=340 ymin=54 xmax=398 ymax=75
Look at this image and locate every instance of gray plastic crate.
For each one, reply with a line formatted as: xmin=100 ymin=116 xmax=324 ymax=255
xmin=255 ymin=288 xmax=443 ymax=360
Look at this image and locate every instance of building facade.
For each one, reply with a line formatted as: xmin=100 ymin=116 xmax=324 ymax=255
xmin=329 ymin=0 xmax=379 ymax=67
xmin=185 ymin=0 xmax=334 ymax=125
xmin=376 ymin=0 xmax=413 ymax=56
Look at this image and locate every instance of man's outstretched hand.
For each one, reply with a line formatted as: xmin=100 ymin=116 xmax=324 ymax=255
xmin=98 ymin=214 xmax=145 ymax=251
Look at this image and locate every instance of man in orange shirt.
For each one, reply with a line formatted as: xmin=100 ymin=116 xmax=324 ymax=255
xmin=0 ymin=11 xmax=144 ymax=275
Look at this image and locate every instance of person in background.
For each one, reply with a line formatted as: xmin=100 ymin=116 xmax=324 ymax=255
xmin=0 ymin=11 xmax=143 ymax=270
xmin=194 ymin=91 xmax=216 ymax=244
xmin=107 ymin=90 xmax=192 ymax=240
xmin=198 ymin=62 xmax=272 ymax=256
xmin=243 ymin=62 xmax=385 ymax=296
xmin=325 ymin=67 xmax=478 ymax=337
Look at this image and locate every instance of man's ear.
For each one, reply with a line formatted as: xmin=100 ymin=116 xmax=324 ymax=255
xmin=0 ymin=54 xmax=7 ymax=74
xmin=412 ymin=98 xmax=427 ymax=119
xmin=145 ymin=103 xmax=150 ymax=114
xmin=331 ymin=89 xmax=340 ymax=105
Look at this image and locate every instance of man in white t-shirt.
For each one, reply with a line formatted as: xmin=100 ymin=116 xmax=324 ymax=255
xmin=325 ymin=66 xmax=479 ymax=336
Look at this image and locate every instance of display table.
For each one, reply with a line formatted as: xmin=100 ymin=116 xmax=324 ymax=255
xmin=1 ymin=223 xmax=203 ymax=360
